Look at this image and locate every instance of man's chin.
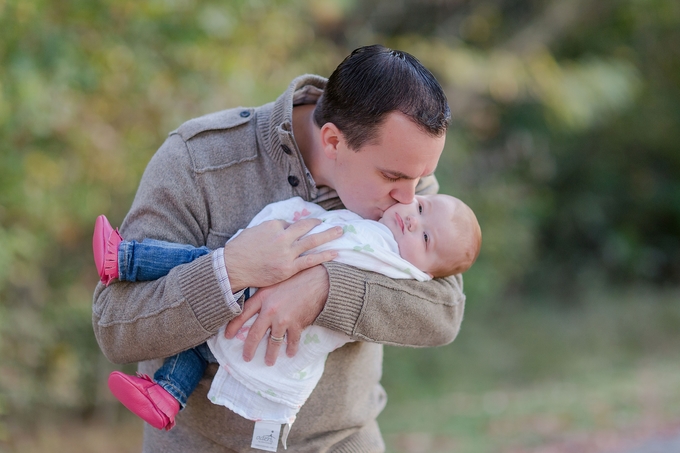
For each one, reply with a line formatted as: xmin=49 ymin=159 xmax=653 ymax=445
xmin=364 ymin=209 xmax=383 ymax=221
xmin=343 ymin=198 xmax=384 ymax=220
xmin=348 ymin=206 xmax=380 ymax=220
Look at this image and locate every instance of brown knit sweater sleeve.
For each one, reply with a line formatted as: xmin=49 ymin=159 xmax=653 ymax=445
xmin=92 ymin=133 xmax=237 ymax=364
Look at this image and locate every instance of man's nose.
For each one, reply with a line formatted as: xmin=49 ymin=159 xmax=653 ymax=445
xmin=389 ymin=180 xmax=418 ymax=205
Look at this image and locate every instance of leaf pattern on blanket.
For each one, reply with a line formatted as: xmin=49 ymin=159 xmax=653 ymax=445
xmin=235 ymin=325 xmax=250 ymax=341
xmin=304 ymin=333 xmax=320 ymax=345
xmin=343 ymin=224 xmax=357 ymax=234
xmin=353 ymin=244 xmax=374 ymax=253
xmin=258 ymin=389 xmax=277 ymax=397
xmin=292 ymin=208 xmax=311 ymax=221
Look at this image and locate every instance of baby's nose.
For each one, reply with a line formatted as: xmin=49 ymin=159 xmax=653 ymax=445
xmin=406 ymin=215 xmax=417 ymax=231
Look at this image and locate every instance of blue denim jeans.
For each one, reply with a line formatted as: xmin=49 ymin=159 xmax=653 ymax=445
xmin=116 ymin=238 xmax=213 ymax=408
xmin=117 ymin=237 xmax=250 ymax=409
xmin=118 ymin=238 xmax=211 ymax=282
xmin=153 ymin=287 xmax=249 ymax=409
xmin=154 ymin=343 xmax=216 ymax=409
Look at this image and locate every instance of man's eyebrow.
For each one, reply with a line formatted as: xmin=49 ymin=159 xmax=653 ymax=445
xmin=381 ymin=169 xmax=435 ymax=180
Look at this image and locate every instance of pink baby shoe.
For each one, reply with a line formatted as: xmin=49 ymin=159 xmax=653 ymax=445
xmin=108 ymin=371 xmax=180 ymax=431
xmin=93 ymin=215 xmax=122 ymax=286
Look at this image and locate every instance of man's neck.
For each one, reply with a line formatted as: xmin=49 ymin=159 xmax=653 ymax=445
xmin=292 ymin=104 xmax=332 ymax=188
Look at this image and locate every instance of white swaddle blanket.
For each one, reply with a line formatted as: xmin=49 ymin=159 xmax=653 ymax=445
xmin=206 ymin=197 xmax=430 ymax=428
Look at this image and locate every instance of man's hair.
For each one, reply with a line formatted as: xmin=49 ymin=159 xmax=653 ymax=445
xmin=313 ymin=44 xmax=451 ymax=150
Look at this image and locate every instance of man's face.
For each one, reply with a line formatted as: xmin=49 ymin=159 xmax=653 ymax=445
xmin=328 ymin=112 xmax=445 ymax=221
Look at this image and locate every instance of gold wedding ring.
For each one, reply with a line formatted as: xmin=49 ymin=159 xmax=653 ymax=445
xmin=269 ymin=334 xmax=285 ymax=343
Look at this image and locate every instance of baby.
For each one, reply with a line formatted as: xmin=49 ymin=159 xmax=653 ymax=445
xmin=94 ymin=194 xmax=481 ymax=442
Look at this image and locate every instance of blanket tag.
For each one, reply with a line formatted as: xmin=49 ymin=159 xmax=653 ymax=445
xmin=251 ymin=421 xmax=281 ymax=452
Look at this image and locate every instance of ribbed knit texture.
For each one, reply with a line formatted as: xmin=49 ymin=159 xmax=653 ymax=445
xmin=317 ymin=261 xmax=367 ymax=335
xmin=176 ymin=254 xmax=232 ymax=333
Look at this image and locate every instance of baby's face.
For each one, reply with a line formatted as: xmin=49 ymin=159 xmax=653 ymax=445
xmin=378 ymin=194 xmax=459 ymax=276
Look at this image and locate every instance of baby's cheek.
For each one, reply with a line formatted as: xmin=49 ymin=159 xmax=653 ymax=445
xmin=398 ymin=239 xmax=419 ymax=264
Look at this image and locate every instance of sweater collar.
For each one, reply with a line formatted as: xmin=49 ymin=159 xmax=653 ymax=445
xmin=257 ymin=74 xmax=328 ymax=201
xmin=257 ymin=74 xmax=327 ymax=164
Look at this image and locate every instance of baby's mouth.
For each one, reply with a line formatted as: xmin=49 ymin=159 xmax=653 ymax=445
xmin=396 ymin=213 xmax=405 ymax=234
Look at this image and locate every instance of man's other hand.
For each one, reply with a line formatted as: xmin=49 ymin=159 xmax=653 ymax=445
xmin=224 ymin=265 xmax=329 ymax=366
xmin=223 ymin=219 xmax=341 ymax=292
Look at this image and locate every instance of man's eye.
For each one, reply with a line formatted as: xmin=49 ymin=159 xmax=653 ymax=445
xmin=383 ymin=174 xmax=399 ymax=182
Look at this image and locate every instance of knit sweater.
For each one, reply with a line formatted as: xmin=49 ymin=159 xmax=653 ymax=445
xmin=92 ymin=75 xmax=466 ymax=452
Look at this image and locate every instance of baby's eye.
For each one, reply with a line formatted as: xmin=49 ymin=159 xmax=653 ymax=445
xmin=423 ymin=233 xmax=429 ymax=243
xmin=418 ymin=204 xmax=423 ymax=214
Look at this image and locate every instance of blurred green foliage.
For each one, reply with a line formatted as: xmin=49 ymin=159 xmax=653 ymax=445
xmin=1 ymin=0 xmax=679 ymax=440
xmin=378 ymin=288 xmax=680 ymax=452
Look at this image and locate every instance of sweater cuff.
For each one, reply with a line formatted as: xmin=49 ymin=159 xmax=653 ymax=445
xmin=176 ymin=254 xmax=232 ymax=333
xmin=315 ymin=261 xmax=366 ymax=335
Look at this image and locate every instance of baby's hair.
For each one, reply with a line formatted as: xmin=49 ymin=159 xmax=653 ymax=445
xmin=430 ymin=198 xmax=482 ymax=279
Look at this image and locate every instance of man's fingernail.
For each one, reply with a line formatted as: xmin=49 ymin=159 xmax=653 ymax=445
xmin=243 ymin=355 xmax=251 ymax=362
xmin=336 ymin=227 xmax=344 ymax=234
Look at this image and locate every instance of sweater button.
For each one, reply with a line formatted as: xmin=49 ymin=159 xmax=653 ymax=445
xmin=281 ymin=144 xmax=292 ymax=155
xmin=239 ymin=110 xmax=250 ymax=118
xmin=288 ymin=176 xmax=300 ymax=187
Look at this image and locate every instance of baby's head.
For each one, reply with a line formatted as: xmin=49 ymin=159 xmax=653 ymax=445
xmin=378 ymin=194 xmax=481 ymax=278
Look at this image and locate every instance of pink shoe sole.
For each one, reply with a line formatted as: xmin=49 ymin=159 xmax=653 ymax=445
xmin=108 ymin=371 xmax=179 ymax=431
xmin=93 ymin=215 xmax=122 ymax=286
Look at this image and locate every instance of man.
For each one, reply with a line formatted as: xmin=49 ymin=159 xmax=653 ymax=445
xmin=93 ymin=45 xmax=466 ymax=452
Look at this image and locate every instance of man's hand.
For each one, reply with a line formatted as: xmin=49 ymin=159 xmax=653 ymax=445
xmin=224 ymin=265 xmax=329 ymax=366
xmin=223 ymin=219 xmax=342 ymax=292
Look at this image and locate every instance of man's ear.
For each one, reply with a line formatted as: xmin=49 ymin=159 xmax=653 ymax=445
xmin=320 ymin=122 xmax=342 ymax=160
